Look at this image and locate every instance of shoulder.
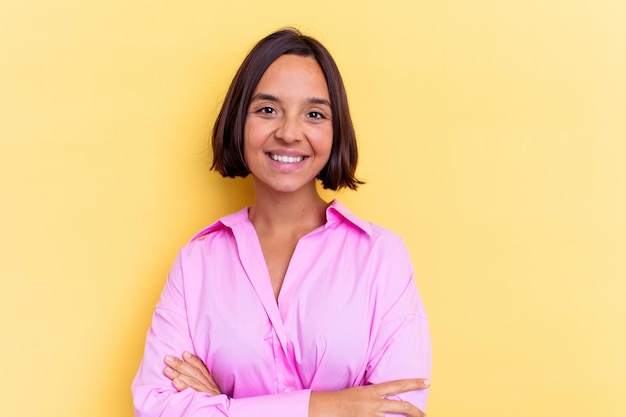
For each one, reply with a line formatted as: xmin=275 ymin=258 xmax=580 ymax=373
xmin=174 ymin=207 xmax=250 ymax=261
xmin=329 ymin=203 xmax=418 ymax=308
xmin=188 ymin=207 xmax=249 ymax=242
xmin=329 ymin=200 xmax=405 ymax=240
xmin=328 ymin=200 xmax=411 ymax=260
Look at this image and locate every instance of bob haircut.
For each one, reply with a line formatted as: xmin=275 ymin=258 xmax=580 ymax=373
xmin=211 ymin=28 xmax=363 ymax=190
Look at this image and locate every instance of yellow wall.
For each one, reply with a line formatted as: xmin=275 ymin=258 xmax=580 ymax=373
xmin=1 ymin=1 xmax=624 ymax=416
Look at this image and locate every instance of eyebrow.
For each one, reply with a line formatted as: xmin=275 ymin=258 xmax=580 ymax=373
xmin=308 ymin=97 xmax=332 ymax=107
xmin=250 ymin=93 xmax=331 ymax=107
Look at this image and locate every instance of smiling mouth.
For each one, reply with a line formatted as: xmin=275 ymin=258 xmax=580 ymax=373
xmin=268 ymin=153 xmax=305 ymax=163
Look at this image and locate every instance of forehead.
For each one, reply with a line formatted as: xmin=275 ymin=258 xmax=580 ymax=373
xmin=254 ymin=54 xmax=329 ymax=98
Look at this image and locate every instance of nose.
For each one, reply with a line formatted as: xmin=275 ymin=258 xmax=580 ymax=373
xmin=275 ymin=114 xmax=303 ymax=143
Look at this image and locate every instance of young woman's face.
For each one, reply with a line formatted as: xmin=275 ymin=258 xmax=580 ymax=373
xmin=244 ymin=54 xmax=333 ymax=195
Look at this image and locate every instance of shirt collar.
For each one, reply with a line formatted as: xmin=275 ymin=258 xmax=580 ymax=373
xmin=190 ymin=200 xmax=371 ymax=242
xmin=325 ymin=199 xmax=372 ymax=236
xmin=189 ymin=208 xmax=249 ymax=242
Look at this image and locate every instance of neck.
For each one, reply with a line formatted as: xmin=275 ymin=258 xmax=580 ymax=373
xmin=248 ymin=181 xmax=329 ymax=235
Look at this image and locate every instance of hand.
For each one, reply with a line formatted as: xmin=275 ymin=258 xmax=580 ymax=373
xmin=309 ymin=378 xmax=430 ymax=417
xmin=163 ymin=352 xmax=222 ymax=396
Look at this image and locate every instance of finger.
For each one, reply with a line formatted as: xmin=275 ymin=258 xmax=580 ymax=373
xmin=164 ymin=355 xmax=184 ymax=370
xmin=172 ymin=377 xmax=189 ymax=392
xmin=182 ymin=351 xmax=213 ymax=380
xmin=181 ymin=352 xmax=222 ymax=393
xmin=163 ymin=365 xmax=179 ymax=381
xmin=165 ymin=355 xmax=207 ymax=381
xmin=165 ymin=355 xmax=222 ymax=395
xmin=165 ymin=365 xmax=218 ymax=394
xmin=163 ymin=367 xmax=189 ymax=392
xmin=182 ymin=351 xmax=203 ymax=366
xmin=372 ymin=378 xmax=431 ymax=397
xmin=379 ymin=398 xmax=426 ymax=417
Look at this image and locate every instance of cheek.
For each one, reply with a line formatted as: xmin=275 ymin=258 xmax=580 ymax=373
xmin=242 ymin=125 xmax=255 ymax=168
xmin=244 ymin=119 xmax=271 ymax=145
xmin=243 ymin=121 xmax=259 ymax=151
xmin=317 ymin=127 xmax=334 ymax=156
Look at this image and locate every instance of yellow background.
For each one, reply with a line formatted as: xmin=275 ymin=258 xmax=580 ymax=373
xmin=1 ymin=0 xmax=624 ymax=416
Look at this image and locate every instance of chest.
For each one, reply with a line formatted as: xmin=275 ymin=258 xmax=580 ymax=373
xmin=256 ymin=233 xmax=299 ymax=301
xmin=184 ymin=238 xmax=379 ymax=395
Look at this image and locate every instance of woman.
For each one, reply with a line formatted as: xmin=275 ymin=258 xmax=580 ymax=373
xmin=132 ymin=28 xmax=431 ymax=417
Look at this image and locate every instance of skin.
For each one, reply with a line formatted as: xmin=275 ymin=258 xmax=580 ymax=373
xmin=243 ymin=54 xmax=334 ymax=300
xmin=163 ymin=55 xmax=430 ymax=416
xmin=244 ymin=54 xmax=334 ymax=198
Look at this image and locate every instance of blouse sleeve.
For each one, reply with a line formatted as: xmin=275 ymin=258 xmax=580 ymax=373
xmin=364 ymin=237 xmax=432 ymax=414
xmin=131 ymin=250 xmax=311 ymax=417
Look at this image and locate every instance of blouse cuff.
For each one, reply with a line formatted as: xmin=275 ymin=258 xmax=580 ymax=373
xmin=230 ymin=389 xmax=311 ymax=417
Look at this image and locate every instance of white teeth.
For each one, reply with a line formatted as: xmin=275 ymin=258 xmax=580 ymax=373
xmin=270 ymin=154 xmax=304 ymax=163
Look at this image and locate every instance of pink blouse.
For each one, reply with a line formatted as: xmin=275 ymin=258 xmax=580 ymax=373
xmin=132 ymin=200 xmax=431 ymax=417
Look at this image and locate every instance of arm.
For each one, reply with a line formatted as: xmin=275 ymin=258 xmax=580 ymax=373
xmin=165 ymin=352 xmax=430 ymax=417
xmin=161 ymin=239 xmax=432 ymax=417
xmin=364 ymin=238 xmax=432 ymax=413
xmin=131 ymin=251 xmax=311 ymax=417
xmin=310 ymin=242 xmax=431 ymax=417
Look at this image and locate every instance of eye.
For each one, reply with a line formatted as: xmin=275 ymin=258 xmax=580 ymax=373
xmin=308 ymin=111 xmax=326 ymax=120
xmin=257 ymin=106 xmax=276 ymax=115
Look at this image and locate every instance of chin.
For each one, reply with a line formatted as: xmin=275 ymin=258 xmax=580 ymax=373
xmin=272 ymin=185 xmax=303 ymax=194
xmin=269 ymin=180 xmax=314 ymax=194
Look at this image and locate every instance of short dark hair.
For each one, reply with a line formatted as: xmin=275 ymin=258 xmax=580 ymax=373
xmin=211 ymin=28 xmax=363 ymax=191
